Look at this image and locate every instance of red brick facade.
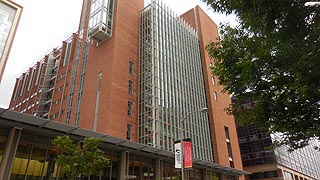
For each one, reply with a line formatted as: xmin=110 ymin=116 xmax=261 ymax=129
xmin=181 ymin=6 xmax=243 ymax=172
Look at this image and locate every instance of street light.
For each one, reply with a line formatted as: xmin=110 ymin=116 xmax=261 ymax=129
xmin=179 ymin=107 xmax=208 ymax=180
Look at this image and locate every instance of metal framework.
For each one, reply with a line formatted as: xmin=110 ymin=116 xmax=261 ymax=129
xmin=88 ymin=0 xmax=114 ymax=42
xmin=139 ymin=0 xmax=213 ymax=163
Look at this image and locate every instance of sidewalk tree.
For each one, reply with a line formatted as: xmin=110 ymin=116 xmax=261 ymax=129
xmin=52 ymin=135 xmax=110 ymax=179
xmin=202 ymin=0 xmax=320 ymax=150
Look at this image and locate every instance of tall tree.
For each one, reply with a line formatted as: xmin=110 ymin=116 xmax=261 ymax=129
xmin=52 ymin=135 xmax=110 ymax=179
xmin=202 ymin=0 xmax=320 ymax=150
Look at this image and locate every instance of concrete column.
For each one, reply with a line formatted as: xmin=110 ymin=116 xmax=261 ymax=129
xmin=120 ymin=151 xmax=127 ymax=180
xmin=203 ymin=169 xmax=209 ymax=180
xmin=0 ymin=127 xmax=22 ymax=180
xmin=220 ymin=173 xmax=225 ymax=180
xmin=155 ymin=159 xmax=162 ymax=180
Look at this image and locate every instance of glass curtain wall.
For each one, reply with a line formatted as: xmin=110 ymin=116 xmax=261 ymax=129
xmin=274 ymin=139 xmax=320 ymax=178
xmin=139 ymin=1 xmax=213 ymax=163
xmin=8 ymin=130 xmax=121 ymax=180
xmin=10 ymin=132 xmax=62 ymax=180
xmin=1 ymin=126 xmax=214 ymax=179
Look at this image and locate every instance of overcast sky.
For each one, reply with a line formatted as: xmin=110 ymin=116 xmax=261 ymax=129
xmin=0 ymin=0 xmax=236 ymax=108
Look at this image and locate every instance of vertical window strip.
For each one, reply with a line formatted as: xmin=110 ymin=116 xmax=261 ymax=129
xmin=93 ymin=71 xmax=102 ymax=132
xmin=27 ymin=68 xmax=34 ymax=91
xmin=225 ymin=126 xmax=234 ymax=167
xmin=20 ymin=74 xmax=27 ymax=96
xmin=13 ymin=77 xmax=21 ymax=100
xmin=66 ymin=38 xmax=82 ymax=125
xmin=63 ymin=42 xmax=72 ymax=66
xmin=138 ymin=1 xmax=213 ymax=162
xmin=75 ymin=42 xmax=90 ymax=126
xmin=35 ymin=63 xmax=43 ymax=86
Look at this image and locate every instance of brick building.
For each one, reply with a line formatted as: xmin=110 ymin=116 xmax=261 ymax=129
xmin=4 ymin=0 xmax=247 ymax=179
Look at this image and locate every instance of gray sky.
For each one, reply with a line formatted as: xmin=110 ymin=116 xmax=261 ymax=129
xmin=0 ymin=0 xmax=236 ymax=108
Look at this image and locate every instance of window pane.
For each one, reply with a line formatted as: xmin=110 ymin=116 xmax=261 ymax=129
xmin=128 ymin=101 xmax=132 ymax=116
xmin=213 ymin=91 xmax=218 ymax=101
xmin=128 ymin=80 xmax=133 ymax=95
xmin=129 ymin=61 xmax=134 ymax=74
xmin=127 ymin=124 xmax=132 ymax=140
xmin=224 ymin=126 xmax=230 ymax=140
xmin=211 ymin=76 xmax=215 ymax=85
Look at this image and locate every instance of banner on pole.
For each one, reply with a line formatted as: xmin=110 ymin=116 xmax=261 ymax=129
xmin=183 ymin=139 xmax=192 ymax=168
xmin=174 ymin=141 xmax=181 ymax=168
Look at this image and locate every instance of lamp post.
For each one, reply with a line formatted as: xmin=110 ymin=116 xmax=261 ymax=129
xmin=179 ymin=107 xmax=208 ymax=180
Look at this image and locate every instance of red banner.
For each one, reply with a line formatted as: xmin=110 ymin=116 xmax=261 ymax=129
xmin=183 ymin=140 xmax=192 ymax=168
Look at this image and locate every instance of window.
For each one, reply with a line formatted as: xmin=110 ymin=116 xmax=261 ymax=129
xmin=225 ymin=126 xmax=230 ymax=140
xmin=128 ymin=101 xmax=133 ymax=116
xmin=13 ymin=77 xmax=21 ymax=100
xmin=227 ymin=143 xmax=233 ymax=159
xmin=284 ymin=171 xmax=293 ymax=179
xmin=63 ymin=42 xmax=72 ymax=66
xmin=93 ymin=72 xmax=103 ymax=131
xmin=28 ymin=68 xmax=35 ymax=91
xmin=127 ymin=124 xmax=132 ymax=140
xmin=225 ymin=126 xmax=233 ymax=167
xmin=211 ymin=76 xmax=215 ymax=85
xmin=250 ymin=171 xmax=278 ymax=179
xmin=97 ymin=72 xmax=102 ymax=91
xmin=128 ymin=80 xmax=133 ymax=95
xmin=35 ymin=62 xmax=43 ymax=86
xmin=20 ymin=74 xmax=27 ymax=96
xmin=229 ymin=160 xmax=234 ymax=168
xmin=129 ymin=61 xmax=134 ymax=74
xmin=213 ymin=91 xmax=218 ymax=101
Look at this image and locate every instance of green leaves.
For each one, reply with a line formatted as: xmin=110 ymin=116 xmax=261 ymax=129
xmin=203 ymin=0 xmax=320 ymax=149
xmin=52 ymin=135 xmax=110 ymax=179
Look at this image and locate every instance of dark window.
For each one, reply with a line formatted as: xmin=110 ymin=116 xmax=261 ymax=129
xmin=128 ymin=80 xmax=133 ymax=95
xmin=128 ymin=101 xmax=133 ymax=116
xmin=249 ymin=170 xmax=278 ymax=179
xmin=229 ymin=160 xmax=234 ymax=168
xmin=127 ymin=124 xmax=132 ymax=140
xmin=227 ymin=143 xmax=233 ymax=159
xmin=225 ymin=126 xmax=230 ymax=140
xmin=225 ymin=126 xmax=233 ymax=167
xmin=129 ymin=61 xmax=134 ymax=74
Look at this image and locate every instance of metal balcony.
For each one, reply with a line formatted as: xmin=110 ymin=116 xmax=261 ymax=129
xmin=88 ymin=0 xmax=114 ymax=43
